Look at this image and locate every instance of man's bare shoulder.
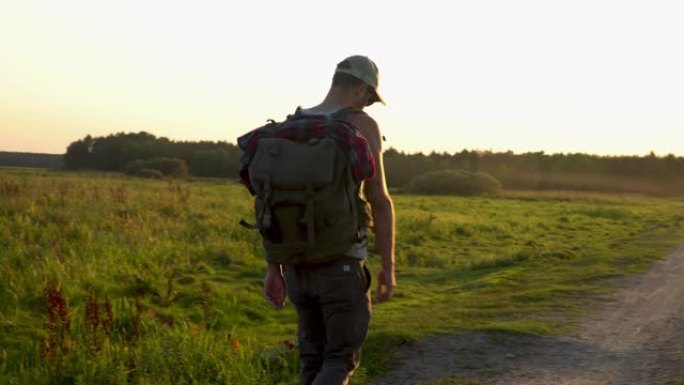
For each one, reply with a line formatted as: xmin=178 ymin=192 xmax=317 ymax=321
xmin=347 ymin=112 xmax=381 ymax=149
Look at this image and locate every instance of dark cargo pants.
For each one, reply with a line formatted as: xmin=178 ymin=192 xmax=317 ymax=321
xmin=283 ymin=256 xmax=372 ymax=385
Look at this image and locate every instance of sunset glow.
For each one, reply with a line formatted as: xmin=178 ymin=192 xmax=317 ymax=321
xmin=1 ymin=0 xmax=683 ymax=156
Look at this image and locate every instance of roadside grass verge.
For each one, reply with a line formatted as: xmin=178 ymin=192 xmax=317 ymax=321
xmin=357 ymin=191 xmax=684 ymax=382
xmin=2 ymin=168 xmax=683 ymax=384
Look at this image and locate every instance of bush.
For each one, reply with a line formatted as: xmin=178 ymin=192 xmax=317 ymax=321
xmin=125 ymin=157 xmax=189 ymax=178
xmin=136 ymin=168 xmax=165 ymax=179
xmin=406 ymin=170 xmax=502 ymax=196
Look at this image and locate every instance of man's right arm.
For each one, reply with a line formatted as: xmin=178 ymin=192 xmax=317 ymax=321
xmin=264 ymin=262 xmax=286 ymax=309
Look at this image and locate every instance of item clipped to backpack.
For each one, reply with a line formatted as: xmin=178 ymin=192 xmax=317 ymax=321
xmin=237 ymin=108 xmax=376 ymax=265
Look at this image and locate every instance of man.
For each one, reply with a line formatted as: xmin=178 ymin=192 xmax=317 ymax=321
xmin=263 ymin=55 xmax=396 ymax=385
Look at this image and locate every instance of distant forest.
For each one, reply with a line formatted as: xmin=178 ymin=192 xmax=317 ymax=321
xmin=0 ymin=151 xmax=63 ymax=169
xmin=383 ymin=149 xmax=684 ymax=196
xmin=63 ymin=132 xmax=239 ymax=178
xmin=4 ymin=132 xmax=683 ymax=196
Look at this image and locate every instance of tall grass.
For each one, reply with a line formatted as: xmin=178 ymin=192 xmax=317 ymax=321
xmin=2 ymin=168 xmax=683 ymax=383
xmin=0 ymin=170 xmax=297 ymax=384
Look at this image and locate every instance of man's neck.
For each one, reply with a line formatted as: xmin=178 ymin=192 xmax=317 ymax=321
xmin=312 ymin=89 xmax=364 ymax=111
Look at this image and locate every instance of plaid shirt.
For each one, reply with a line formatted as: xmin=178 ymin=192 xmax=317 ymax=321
xmin=237 ymin=113 xmax=376 ymax=195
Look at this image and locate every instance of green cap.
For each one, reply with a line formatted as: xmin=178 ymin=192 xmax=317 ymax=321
xmin=335 ymin=55 xmax=385 ymax=106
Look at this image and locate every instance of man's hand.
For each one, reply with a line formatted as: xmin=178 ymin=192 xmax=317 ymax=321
xmin=376 ymin=266 xmax=396 ymax=302
xmin=264 ymin=263 xmax=286 ymax=309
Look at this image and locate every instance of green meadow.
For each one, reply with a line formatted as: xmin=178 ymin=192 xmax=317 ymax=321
xmin=2 ymin=168 xmax=683 ymax=384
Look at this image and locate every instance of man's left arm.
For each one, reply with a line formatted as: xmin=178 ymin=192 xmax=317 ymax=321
xmin=351 ymin=113 xmax=396 ymax=302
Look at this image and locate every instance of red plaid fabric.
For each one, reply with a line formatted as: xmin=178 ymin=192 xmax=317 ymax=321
xmin=237 ymin=114 xmax=376 ymax=195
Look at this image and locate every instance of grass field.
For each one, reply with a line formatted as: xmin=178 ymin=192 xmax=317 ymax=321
xmin=2 ymin=168 xmax=683 ymax=384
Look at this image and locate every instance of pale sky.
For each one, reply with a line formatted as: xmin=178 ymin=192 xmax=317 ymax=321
xmin=1 ymin=0 xmax=683 ymax=156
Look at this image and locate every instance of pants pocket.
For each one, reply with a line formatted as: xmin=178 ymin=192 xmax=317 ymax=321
xmin=362 ymin=264 xmax=372 ymax=293
xmin=318 ymin=260 xmax=365 ymax=305
xmin=283 ymin=266 xmax=303 ymax=305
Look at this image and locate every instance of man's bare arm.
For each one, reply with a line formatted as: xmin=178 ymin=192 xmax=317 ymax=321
xmin=264 ymin=262 xmax=286 ymax=309
xmin=350 ymin=113 xmax=396 ymax=302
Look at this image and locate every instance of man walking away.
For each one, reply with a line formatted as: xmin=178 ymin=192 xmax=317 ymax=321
xmin=240 ymin=55 xmax=396 ymax=385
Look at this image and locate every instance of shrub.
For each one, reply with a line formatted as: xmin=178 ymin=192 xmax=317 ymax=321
xmin=406 ymin=170 xmax=502 ymax=196
xmin=136 ymin=168 xmax=165 ymax=179
xmin=125 ymin=157 xmax=189 ymax=178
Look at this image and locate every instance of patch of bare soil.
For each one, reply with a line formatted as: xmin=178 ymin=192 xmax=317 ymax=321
xmin=370 ymin=245 xmax=684 ymax=385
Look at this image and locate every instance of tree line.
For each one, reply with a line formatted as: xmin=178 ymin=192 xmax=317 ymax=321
xmin=63 ymin=132 xmax=241 ymax=178
xmin=61 ymin=132 xmax=684 ymax=196
xmin=0 ymin=152 xmax=63 ymax=169
xmin=384 ymin=148 xmax=684 ymax=196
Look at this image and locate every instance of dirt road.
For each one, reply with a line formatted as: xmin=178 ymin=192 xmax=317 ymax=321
xmin=370 ymin=245 xmax=684 ymax=385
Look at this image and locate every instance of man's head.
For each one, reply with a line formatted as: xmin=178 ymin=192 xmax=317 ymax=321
xmin=332 ymin=55 xmax=385 ymax=108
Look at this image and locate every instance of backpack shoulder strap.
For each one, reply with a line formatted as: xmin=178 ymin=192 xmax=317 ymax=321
xmin=285 ymin=106 xmax=306 ymax=121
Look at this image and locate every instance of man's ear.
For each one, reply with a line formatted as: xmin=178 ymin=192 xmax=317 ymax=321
xmin=355 ymin=83 xmax=369 ymax=98
xmin=356 ymin=84 xmax=372 ymax=107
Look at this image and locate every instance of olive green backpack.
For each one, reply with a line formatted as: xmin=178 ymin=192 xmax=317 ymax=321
xmin=240 ymin=109 xmax=365 ymax=265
